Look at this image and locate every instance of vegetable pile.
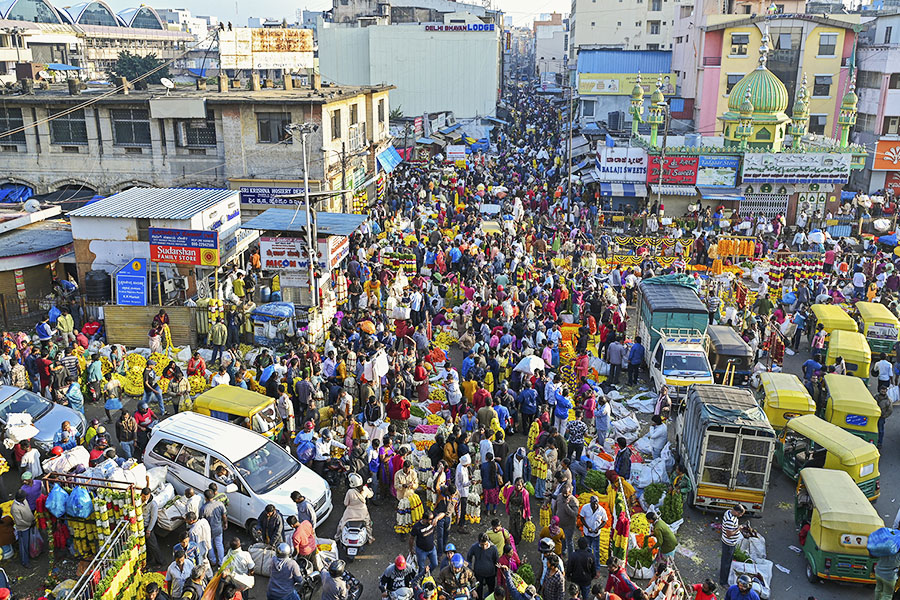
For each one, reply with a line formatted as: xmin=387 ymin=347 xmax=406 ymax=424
xmin=643 ymin=483 xmax=665 ymax=506
xmin=660 ymin=489 xmax=683 ymax=524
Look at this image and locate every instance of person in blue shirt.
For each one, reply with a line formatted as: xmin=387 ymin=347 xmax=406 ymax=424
xmin=791 ymin=309 xmax=808 ymax=351
xmin=517 ymin=380 xmax=538 ymax=432
xmin=724 ymin=575 xmax=760 ymax=600
xmin=494 ymin=400 xmax=511 ymax=432
xmin=553 ymin=392 xmax=573 ymax=437
xmin=802 ymin=354 xmax=823 ymax=396
xmin=628 ymin=337 xmax=645 ymax=386
xmin=461 ymin=352 xmax=476 ymax=380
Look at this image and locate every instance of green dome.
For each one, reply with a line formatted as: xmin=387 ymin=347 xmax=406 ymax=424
xmin=631 ymin=73 xmax=644 ymax=101
xmin=650 ymin=77 xmax=664 ymax=105
xmin=727 ymin=68 xmax=789 ymax=114
xmin=842 ymin=79 xmax=858 ymax=111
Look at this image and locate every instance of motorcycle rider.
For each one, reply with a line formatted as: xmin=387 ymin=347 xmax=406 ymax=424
xmin=267 ymin=543 xmax=304 ymax=600
xmin=314 ymin=428 xmax=347 ymax=477
xmin=321 ymin=559 xmax=361 ymax=600
xmin=337 ymin=473 xmax=374 ymax=543
xmin=380 ymin=555 xmax=418 ymax=598
xmin=437 ymin=553 xmax=476 ymax=600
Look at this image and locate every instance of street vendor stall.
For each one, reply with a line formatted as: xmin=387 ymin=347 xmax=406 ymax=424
xmin=251 ymin=302 xmax=296 ymax=346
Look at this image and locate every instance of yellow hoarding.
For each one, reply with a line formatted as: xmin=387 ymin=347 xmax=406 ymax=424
xmin=578 ymin=73 xmax=676 ymax=96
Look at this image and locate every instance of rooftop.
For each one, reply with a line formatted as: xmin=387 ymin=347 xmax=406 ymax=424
xmin=68 ymin=187 xmax=238 ymax=220
xmin=0 ymin=82 xmax=394 ymax=105
xmin=241 ymin=208 xmax=367 ymax=237
xmin=0 ymin=220 xmax=72 ymax=258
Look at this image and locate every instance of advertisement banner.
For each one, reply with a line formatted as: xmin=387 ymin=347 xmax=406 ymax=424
xmin=260 ymin=237 xmax=308 ymax=271
xmin=886 ymin=172 xmax=900 ymax=195
xmin=647 ymin=155 xmax=699 ymax=185
xmin=741 ymin=153 xmax=851 ymax=183
xmin=149 ymin=228 xmax=219 ymax=266
xmin=873 ymin=140 xmax=900 ymax=171
xmin=578 ymin=73 xmax=676 ymax=96
xmin=239 ymin=186 xmax=307 ymax=205
xmin=115 ymin=258 xmax=147 ymax=306
xmin=318 ymin=235 xmax=349 ymax=270
xmin=595 ymin=147 xmax=648 ymax=182
xmin=696 ymin=155 xmax=740 ymax=187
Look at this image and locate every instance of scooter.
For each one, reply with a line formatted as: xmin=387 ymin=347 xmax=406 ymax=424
xmin=337 ymin=519 xmax=368 ymax=561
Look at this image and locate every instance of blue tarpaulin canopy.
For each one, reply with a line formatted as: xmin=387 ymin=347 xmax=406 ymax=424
xmin=0 ymin=184 xmax=33 ymax=202
xmin=46 ymin=63 xmax=82 ymax=71
xmin=251 ymin=301 xmax=295 ymax=322
xmin=376 ymin=146 xmax=403 ymax=173
xmin=697 ymin=186 xmax=744 ymax=202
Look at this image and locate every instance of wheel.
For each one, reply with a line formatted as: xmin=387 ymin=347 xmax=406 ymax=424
xmin=244 ymin=518 xmax=258 ymax=534
xmin=806 ymin=559 xmax=819 ymax=583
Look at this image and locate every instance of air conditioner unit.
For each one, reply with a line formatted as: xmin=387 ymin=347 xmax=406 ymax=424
xmin=162 ymin=279 xmax=177 ymax=295
xmin=173 ymin=276 xmax=189 ymax=290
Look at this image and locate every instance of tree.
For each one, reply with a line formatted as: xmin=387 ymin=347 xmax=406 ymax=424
xmin=390 ymin=106 xmax=404 ymax=120
xmin=109 ymin=51 xmax=170 ymax=88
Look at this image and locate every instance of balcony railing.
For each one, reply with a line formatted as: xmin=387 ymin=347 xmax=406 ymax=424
xmin=702 ymin=56 xmax=721 ymax=66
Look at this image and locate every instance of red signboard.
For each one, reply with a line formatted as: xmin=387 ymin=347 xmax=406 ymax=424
xmin=886 ymin=172 xmax=900 ymax=195
xmin=647 ymin=155 xmax=699 ymax=185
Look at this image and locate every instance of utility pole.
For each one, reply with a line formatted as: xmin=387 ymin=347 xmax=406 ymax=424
xmin=566 ymin=57 xmax=573 ymax=205
xmin=653 ymin=103 xmax=670 ymax=234
xmin=341 ymin=141 xmax=348 ymax=214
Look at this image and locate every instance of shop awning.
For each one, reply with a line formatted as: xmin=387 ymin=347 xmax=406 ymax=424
xmin=241 ymin=207 xmax=367 ymax=237
xmin=650 ymin=184 xmax=697 ymax=196
xmin=482 ymin=116 xmax=509 ymax=126
xmin=438 ymin=123 xmax=462 ymax=134
xmin=697 ymin=186 xmax=744 ymax=202
xmin=376 ymin=146 xmax=403 ymax=173
xmin=599 ymin=182 xmax=647 ymax=197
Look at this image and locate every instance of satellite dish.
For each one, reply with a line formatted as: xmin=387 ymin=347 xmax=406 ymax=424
xmin=38 ymin=70 xmax=50 ymax=80
xmin=24 ymin=199 xmax=41 ymax=213
xmin=160 ymin=77 xmax=175 ymax=95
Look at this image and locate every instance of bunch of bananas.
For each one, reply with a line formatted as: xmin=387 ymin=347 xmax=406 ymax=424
xmin=188 ymin=374 xmax=208 ymax=395
xmin=432 ymin=331 xmax=458 ymax=350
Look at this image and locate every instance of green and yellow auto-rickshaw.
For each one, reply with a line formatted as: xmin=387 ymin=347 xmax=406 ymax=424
xmin=855 ymin=301 xmax=900 ymax=355
xmin=825 ymin=329 xmax=871 ymax=382
xmin=810 ymin=304 xmax=858 ymax=345
xmin=758 ymin=372 xmax=816 ymax=429
xmin=774 ymin=414 xmax=880 ymax=499
xmin=822 ymin=374 xmax=880 ymax=443
xmin=795 ymin=468 xmax=883 ymax=584
xmin=192 ymin=386 xmax=283 ymax=441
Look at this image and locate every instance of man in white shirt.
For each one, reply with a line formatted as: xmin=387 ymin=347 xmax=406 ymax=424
xmin=579 ymin=495 xmax=608 ymax=566
xmin=853 ymin=270 xmax=867 ymax=299
xmin=210 ymin=366 xmax=231 ymax=388
xmin=223 ymin=537 xmax=256 ymax=590
xmin=165 ymin=551 xmax=195 ymax=597
xmin=20 ymin=440 xmax=41 ymax=478
xmin=185 ymin=511 xmax=212 ymax=571
xmin=874 ymin=353 xmax=894 ymax=391
xmin=185 ymin=488 xmax=203 ymax=517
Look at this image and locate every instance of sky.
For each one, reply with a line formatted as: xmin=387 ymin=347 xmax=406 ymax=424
xmin=102 ymin=0 xmax=570 ymax=28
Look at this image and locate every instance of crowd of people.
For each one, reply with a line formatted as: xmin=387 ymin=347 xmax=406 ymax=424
xmin=4 ymin=79 xmax=898 ymax=600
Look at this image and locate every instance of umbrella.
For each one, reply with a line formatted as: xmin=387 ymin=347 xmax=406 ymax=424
xmin=514 ymin=355 xmax=546 ymax=374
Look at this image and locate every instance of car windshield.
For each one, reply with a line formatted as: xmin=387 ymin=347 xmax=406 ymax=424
xmin=234 ymin=440 xmax=300 ymax=494
xmin=0 ymin=389 xmax=52 ymax=424
xmin=662 ymin=351 xmax=711 ymax=377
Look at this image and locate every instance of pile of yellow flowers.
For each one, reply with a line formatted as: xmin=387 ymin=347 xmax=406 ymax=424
xmin=432 ymin=331 xmax=458 ymax=350
xmin=100 ymin=356 xmax=114 ymax=376
xmin=149 ymin=353 xmax=169 ymax=376
xmin=158 ymin=378 xmax=171 ymax=394
xmin=317 ymin=543 xmax=333 ymax=552
xmin=125 ymin=353 xmax=146 ymax=371
xmin=539 ymin=503 xmax=551 ymax=528
xmin=631 ymin=512 xmax=650 ymax=536
xmin=426 ymin=414 xmax=444 ymax=426
xmin=428 ymin=387 xmax=447 ymax=403
xmin=116 ymin=367 xmax=145 ymax=396
xmin=188 ymin=374 xmax=208 ymax=394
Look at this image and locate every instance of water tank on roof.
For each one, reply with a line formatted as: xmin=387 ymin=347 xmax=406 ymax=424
xmin=85 ymin=270 xmax=111 ymax=302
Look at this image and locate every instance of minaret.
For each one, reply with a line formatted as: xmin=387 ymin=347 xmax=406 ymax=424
xmin=630 ymin=73 xmax=645 ymax=137
xmin=790 ymin=74 xmax=809 ymax=149
xmin=838 ymin=71 xmax=858 ymax=148
xmin=736 ymin=90 xmax=754 ymax=150
xmin=647 ymin=77 xmax=666 ymax=148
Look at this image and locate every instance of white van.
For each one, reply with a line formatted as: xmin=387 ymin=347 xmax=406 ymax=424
xmin=143 ymin=412 xmax=332 ymax=531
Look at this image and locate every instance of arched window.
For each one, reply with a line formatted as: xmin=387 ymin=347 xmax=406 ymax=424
xmin=130 ymin=7 xmax=163 ymax=29
xmin=4 ymin=0 xmax=61 ymax=23
xmin=78 ymin=2 xmax=118 ymax=26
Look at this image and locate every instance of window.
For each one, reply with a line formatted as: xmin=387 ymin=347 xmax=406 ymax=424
xmin=176 ymin=445 xmax=208 ymax=475
xmin=651 ymin=0 xmax=662 ymax=10
xmin=818 ymin=33 xmax=837 ymax=57
xmin=858 ymin=70 xmax=881 ymax=89
xmin=648 ymin=43 xmax=660 ymax=50
xmin=378 ymin=99 xmax=385 ymax=123
xmin=726 ymin=73 xmax=743 ymax=93
xmin=78 ymin=2 xmax=118 ymax=26
xmin=256 ymin=112 xmax=291 ymax=144
xmin=635 ymin=21 xmax=642 ymax=27
xmin=177 ymin=110 xmax=217 ymax=147
xmin=886 ymin=26 xmax=893 ymax=44
xmin=350 ymin=104 xmax=358 ymax=125
xmin=731 ymin=33 xmax=749 ymax=56
xmin=6 ymin=0 xmax=61 ymax=23
xmin=884 ymin=116 xmax=900 ymax=135
xmin=619 ymin=21 xmax=623 ymax=26
xmin=676 ymin=36 xmax=683 ymax=43
xmin=591 ymin=21 xmax=595 ymax=26
xmin=649 ymin=21 xmax=660 ymax=34
xmin=111 ymin=108 xmax=151 ymax=147
xmin=812 ymin=75 xmax=832 ymax=97
xmin=50 ymin=109 xmax=88 ymax=145
xmin=809 ymin=115 xmax=827 ymax=135
xmin=0 ymin=108 xmax=26 ymax=144
xmin=776 ymin=32 xmax=792 ymax=49
xmin=151 ymin=439 xmax=182 ymax=461
xmin=856 ymin=112 xmax=876 ymax=132
xmin=331 ymin=109 xmax=342 ymax=140
xmin=583 ymin=101 xmax=595 ymax=117
xmin=890 ymin=74 xmax=900 ymax=89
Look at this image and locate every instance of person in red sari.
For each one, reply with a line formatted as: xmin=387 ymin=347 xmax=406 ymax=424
xmin=497 ymin=542 xmax=520 ymax=591
xmin=389 ymin=446 xmax=408 ymax=498
xmin=414 ymin=358 xmax=429 ymax=403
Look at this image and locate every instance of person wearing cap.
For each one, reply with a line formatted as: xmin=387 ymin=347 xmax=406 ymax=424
xmin=437 ymin=553 xmax=475 ymax=599
xmin=723 ymin=575 xmax=759 ymax=600
xmin=20 ymin=472 xmax=40 ymax=509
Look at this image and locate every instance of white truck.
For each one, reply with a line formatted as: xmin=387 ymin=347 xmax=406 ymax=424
xmin=648 ymin=328 xmax=714 ymax=400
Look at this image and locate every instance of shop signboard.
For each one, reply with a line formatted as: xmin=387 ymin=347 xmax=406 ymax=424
xmin=115 ymin=258 xmax=147 ymax=306
xmin=873 ymin=140 xmax=900 ymax=171
xmin=239 ymin=186 xmax=307 ymax=205
xmin=741 ymin=153 xmax=851 ymax=183
xmin=149 ymin=228 xmax=219 ymax=266
xmin=696 ymin=155 xmax=740 ymax=187
xmin=317 ymin=235 xmax=349 ymax=270
xmin=595 ymin=147 xmax=648 ymax=182
xmin=886 ymin=172 xmax=900 ymax=195
xmin=578 ymin=73 xmax=676 ymax=96
xmin=647 ymin=155 xmax=699 ymax=185
xmin=447 ymin=145 xmax=467 ymax=167
xmin=260 ymin=236 xmax=308 ymax=271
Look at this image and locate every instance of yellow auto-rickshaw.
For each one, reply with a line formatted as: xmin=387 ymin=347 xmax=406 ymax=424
xmin=192 ymin=385 xmax=283 ymax=441
xmin=811 ymin=304 xmax=858 ymax=345
xmin=795 ymin=468 xmax=882 ymax=584
xmin=855 ymin=301 xmax=900 ymax=355
xmin=775 ymin=414 xmax=880 ymax=499
xmin=825 ymin=329 xmax=871 ymax=382
xmin=821 ymin=374 xmax=880 ymax=444
xmin=758 ymin=372 xmax=816 ymax=429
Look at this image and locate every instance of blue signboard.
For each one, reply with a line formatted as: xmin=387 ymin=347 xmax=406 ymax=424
xmin=115 ymin=258 xmax=147 ymax=306
xmin=696 ymin=155 xmax=740 ymax=188
xmin=239 ymin=186 xmax=308 ymax=205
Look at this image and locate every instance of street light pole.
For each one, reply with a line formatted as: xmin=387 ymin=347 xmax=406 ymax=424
xmin=341 ymin=141 xmax=348 ymax=214
xmin=287 ymin=122 xmax=320 ymax=309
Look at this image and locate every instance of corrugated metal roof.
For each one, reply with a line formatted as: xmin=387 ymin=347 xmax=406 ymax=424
xmin=241 ymin=208 xmax=367 ymax=237
xmin=576 ymin=49 xmax=671 ymax=74
xmin=68 ymin=188 xmax=238 ymax=220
